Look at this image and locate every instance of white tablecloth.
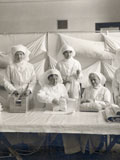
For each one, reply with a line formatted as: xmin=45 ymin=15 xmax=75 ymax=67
xmin=0 ymin=108 xmax=120 ymax=135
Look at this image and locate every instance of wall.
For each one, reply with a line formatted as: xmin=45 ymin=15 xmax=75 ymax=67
xmin=0 ymin=0 xmax=120 ymax=33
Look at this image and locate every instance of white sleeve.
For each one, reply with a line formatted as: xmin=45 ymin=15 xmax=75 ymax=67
xmin=95 ymin=88 xmax=111 ymax=108
xmin=4 ymin=65 xmax=16 ymax=93
xmin=37 ymin=88 xmax=53 ymax=104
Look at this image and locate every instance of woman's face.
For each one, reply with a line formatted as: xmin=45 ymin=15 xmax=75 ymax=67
xmin=48 ymin=74 xmax=58 ymax=86
xmin=89 ymin=73 xmax=100 ymax=88
xmin=63 ymin=50 xmax=72 ymax=59
xmin=14 ymin=51 xmax=25 ymax=63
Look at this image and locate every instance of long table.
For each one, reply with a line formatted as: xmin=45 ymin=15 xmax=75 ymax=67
xmin=0 ymin=108 xmax=120 ymax=159
xmin=0 ymin=108 xmax=120 ymax=135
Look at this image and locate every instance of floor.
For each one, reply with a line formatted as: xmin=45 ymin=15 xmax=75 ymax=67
xmin=0 ymin=146 xmax=120 ymax=160
xmin=0 ymin=139 xmax=120 ymax=160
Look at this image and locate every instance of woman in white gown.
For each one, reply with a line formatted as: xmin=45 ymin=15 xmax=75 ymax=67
xmin=56 ymin=45 xmax=82 ymax=99
xmin=4 ymin=44 xmax=36 ymax=98
xmin=62 ymin=72 xmax=111 ymax=154
xmin=37 ymin=69 xmax=68 ymax=148
xmin=3 ymin=45 xmax=47 ymax=154
xmin=37 ymin=68 xmax=68 ymax=110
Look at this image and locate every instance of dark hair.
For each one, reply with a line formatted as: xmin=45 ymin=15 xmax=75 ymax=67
xmin=48 ymin=74 xmax=58 ymax=80
xmin=63 ymin=50 xmax=72 ymax=55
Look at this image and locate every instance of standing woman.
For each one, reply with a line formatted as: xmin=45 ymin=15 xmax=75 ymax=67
xmin=4 ymin=44 xmax=36 ymax=107
xmin=112 ymin=67 xmax=120 ymax=106
xmin=56 ymin=45 xmax=82 ymax=99
xmin=3 ymin=45 xmax=47 ymax=157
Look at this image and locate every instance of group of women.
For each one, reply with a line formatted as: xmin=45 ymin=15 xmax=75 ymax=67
xmin=2 ymin=43 xmax=120 ymax=154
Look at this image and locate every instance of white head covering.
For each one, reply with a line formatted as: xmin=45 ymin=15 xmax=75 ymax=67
xmin=11 ymin=44 xmax=31 ymax=62
xmin=58 ymin=45 xmax=76 ymax=60
xmin=43 ymin=69 xmax=63 ymax=85
xmin=89 ymin=72 xmax=106 ymax=86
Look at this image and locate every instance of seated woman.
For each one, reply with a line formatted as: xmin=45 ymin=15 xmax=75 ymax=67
xmin=56 ymin=45 xmax=82 ymax=99
xmin=37 ymin=69 xmax=68 ymax=148
xmin=37 ymin=68 xmax=68 ymax=110
xmin=4 ymin=44 xmax=36 ymax=108
xmin=63 ymin=72 xmax=111 ymax=154
xmin=80 ymin=72 xmax=111 ymax=111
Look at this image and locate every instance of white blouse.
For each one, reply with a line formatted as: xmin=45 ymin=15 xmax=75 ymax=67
xmin=56 ymin=57 xmax=82 ymax=81
xmin=4 ymin=61 xmax=36 ymax=94
xmin=82 ymin=84 xmax=111 ymax=106
xmin=37 ymin=83 xmax=68 ymax=104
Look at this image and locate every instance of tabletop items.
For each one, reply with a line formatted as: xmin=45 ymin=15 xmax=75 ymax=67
xmin=9 ymin=96 xmax=29 ymax=113
xmin=103 ymin=104 xmax=120 ymax=122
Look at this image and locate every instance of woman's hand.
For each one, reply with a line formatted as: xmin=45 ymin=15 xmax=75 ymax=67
xmin=81 ymin=99 xmax=94 ymax=104
xmin=85 ymin=99 xmax=94 ymax=103
xmin=75 ymin=70 xmax=80 ymax=79
xmin=81 ymin=100 xmax=86 ymax=104
xmin=52 ymin=99 xmax=59 ymax=105
xmin=63 ymin=80 xmax=70 ymax=85
xmin=12 ymin=90 xmax=19 ymax=96
xmin=24 ymin=89 xmax=31 ymax=96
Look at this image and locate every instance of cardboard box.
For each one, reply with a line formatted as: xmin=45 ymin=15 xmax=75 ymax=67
xmin=9 ymin=96 xmax=29 ymax=113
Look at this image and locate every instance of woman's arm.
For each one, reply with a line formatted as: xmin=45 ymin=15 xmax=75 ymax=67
xmin=4 ymin=65 xmax=16 ymax=94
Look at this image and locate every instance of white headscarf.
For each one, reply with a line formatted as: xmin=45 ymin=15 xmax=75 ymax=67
xmin=43 ymin=69 xmax=63 ymax=85
xmin=11 ymin=44 xmax=31 ymax=62
xmin=58 ymin=45 xmax=76 ymax=60
xmin=89 ymin=72 xmax=106 ymax=86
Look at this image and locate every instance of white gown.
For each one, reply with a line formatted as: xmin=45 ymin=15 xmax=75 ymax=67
xmin=63 ymin=84 xmax=111 ymax=154
xmin=37 ymin=83 xmax=68 ymax=110
xmin=56 ymin=57 xmax=82 ymax=99
xmin=4 ymin=61 xmax=36 ymax=94
xmin=82 ymin=84 xmax=111 ymax=107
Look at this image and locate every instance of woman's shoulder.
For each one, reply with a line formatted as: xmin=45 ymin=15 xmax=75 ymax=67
xmin=100 ymin=85 xmax=110 ymax=93
xmin=72 ymin=58 xmax=81 ymax=66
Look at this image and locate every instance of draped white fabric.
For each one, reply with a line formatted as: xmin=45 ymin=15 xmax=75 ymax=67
xmin=102 ymin=62 xmax=117 ymax=82
xmin=1 ymin=33 xmax=119 ymax=86
xmin=48 ymin=55 xmax=57 ymax=69
xmin=27 ymin=34 xmax=46 ymax=60
xmin=102 ymin=33 xmax=120 ymax=53
xmin=0 ymin=34 xmax=47 ymax=86
xmin=58 ymin=34 xmax=114 ymax=60
xmin=102 ymin=33 xmax=120 ymax=68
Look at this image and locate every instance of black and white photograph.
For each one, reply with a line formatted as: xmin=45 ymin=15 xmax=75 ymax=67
xmin=0 ymin=0 xmax=120 ymax=159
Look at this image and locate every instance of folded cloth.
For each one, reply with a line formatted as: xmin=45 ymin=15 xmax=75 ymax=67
xmin=80 ymin=102 xmax=101 ymax=112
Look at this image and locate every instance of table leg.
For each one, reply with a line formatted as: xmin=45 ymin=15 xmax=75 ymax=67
xmin=106 ymin=135 xmax=120 ymax=151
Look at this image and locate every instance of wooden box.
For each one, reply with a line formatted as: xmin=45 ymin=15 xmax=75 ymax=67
xmin=9 ymin=96 xmax=29 ymax=113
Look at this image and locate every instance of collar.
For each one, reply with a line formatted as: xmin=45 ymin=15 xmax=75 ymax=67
xmin=92 ymin=83 xmax=102 ymax=89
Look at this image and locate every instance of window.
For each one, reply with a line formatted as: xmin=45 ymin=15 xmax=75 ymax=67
xmin=57 ymin=20 xmax=68 ymax=29
xmin=95 ymin=22 xmax=120 ymax=32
